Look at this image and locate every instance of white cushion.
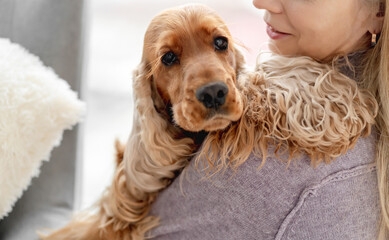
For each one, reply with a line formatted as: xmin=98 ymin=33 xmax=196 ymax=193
xmin=0 ymin=38 xmax=85 ymax=219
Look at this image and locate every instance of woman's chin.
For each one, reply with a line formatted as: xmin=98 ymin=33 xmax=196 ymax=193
xmin=268 ymin=42 xmax=306 ymax=58
xmin=268 ymin=41 xmax=289 ymax=55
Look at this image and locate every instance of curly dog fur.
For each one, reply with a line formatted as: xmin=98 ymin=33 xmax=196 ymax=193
xmin=41 ymin=4 xmax=378 ymax=240
xmin=198 ymin=54 xmax=378 ymax=176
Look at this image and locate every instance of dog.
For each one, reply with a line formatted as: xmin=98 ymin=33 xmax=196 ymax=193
xmin=41 ymin=4 xmax=245 ymax=240
xmin=41 ymin=4 xmax=379 ymax=240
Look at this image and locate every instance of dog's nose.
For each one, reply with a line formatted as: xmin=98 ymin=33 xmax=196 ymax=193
xmin=196 ymin=82 xmax=229 ymax=109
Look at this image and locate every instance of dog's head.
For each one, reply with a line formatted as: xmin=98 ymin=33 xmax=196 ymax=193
xmin=134 ymin=4 xmax=244 ymax=132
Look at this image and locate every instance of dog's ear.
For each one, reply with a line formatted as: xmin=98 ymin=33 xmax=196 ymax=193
xmin=123 ymin=60 xmax=195 ymax=194
xmin=105 ymin=61 xmax=194 ymax=235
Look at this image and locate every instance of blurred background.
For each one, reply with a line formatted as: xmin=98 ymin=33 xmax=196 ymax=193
xmin=81 ymin=0 xmax=268 ymax=209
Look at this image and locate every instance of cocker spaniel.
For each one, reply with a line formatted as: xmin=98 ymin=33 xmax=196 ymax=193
xmin=42 ymin=4 xmax=245 ymax=240
xmin=42 ymin=4 xmax=378 ymax=240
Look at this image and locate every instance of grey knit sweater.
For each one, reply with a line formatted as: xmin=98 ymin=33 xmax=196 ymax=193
xmin=148 ymin=53 xmax=380 ymax=240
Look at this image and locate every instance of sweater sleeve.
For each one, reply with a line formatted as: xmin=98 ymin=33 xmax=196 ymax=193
xmin=276 ymin=163 xmax=380 ymax=240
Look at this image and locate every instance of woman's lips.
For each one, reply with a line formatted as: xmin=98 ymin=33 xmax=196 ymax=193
xmin=266 ymin=24 xmax=291 ymax=40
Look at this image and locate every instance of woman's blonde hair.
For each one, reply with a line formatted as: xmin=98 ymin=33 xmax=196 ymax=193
xmin=360 ymin=1 xmax=389 ymax=238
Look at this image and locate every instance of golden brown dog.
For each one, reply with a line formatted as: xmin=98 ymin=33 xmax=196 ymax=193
xmin=42 ymin=4 xmax=245 ymax=240
xmin=41 ymin=4 xmax=379 ymax=240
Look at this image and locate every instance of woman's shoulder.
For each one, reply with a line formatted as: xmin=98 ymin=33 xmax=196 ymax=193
xmin=275 ymin=162 xmax=379 ymax=240
xmin=148 ymin=132 xmax=378 ymax=239
xmin=272 ymin=131 xmax=379 ymax=239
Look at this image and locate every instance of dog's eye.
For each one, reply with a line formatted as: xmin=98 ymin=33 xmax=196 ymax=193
xmin=214 ymin=37 xmax=228 ymax=51
xmin=161 ymin=51 xmax=179 ymax=66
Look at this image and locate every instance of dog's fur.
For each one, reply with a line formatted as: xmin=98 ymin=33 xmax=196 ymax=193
xmin=41 ymin=4 xmax=378 ymax=240
xmin=197 ymin=54 xmax=378 ymax=175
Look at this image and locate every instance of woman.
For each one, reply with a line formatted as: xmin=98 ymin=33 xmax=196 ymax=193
xmin=149 ymin=0 xmax=388 ymax=239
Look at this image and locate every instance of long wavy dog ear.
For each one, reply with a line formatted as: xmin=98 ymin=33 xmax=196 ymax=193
xmin=103 ymin=60 xmax=197 ymax=238
xmin=124 ymin=61 xmax=194 ymax=194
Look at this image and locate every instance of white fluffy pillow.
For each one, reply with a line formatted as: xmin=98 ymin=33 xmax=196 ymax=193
xmin=0 ymin=38 xmax=85 ymax=219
